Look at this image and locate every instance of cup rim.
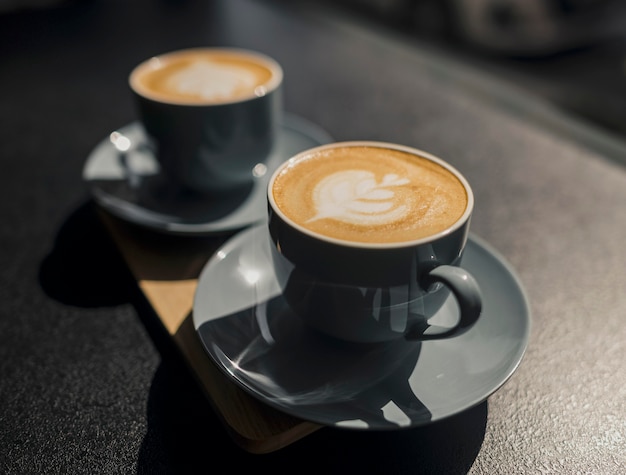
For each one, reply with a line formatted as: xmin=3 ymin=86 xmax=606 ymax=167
xmin=128 ymin=47 xmax=283 ymax=106
xmin=268 ymin=141 xmax=475 ymax=250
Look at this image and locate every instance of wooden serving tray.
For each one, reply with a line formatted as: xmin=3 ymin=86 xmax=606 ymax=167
xmin=99 ymin=211 xmax=321 ymax=454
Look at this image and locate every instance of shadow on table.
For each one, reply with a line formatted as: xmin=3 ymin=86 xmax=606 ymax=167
xmin=141 ymin=298 xmax=487 ymax=471
xmin=37 ymin=200 xmax=487 ymax=473
xmin=36 ymin=199 xmax=192 ymax=378
xmin=139 ymin=358 xmax=487 ymax=473
xmin=38 ymin=200 xmax=137 ymax=307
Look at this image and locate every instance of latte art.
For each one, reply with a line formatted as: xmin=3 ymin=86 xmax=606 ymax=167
xmin=166 ymin=60 xmax=259 ymax=101
xmin=130 ymin=48 xmax=279 ymax=105
xmin=308 ymin=170 xmax=410 ymax=225
xmin=271 ymin=145 xmax=469 ymax=244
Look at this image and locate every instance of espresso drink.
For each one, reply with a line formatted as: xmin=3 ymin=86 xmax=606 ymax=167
xmin=271 ymin=144 xmax=468 ymax=244
xmin=130 ymin=48 xmax=279 ymax=105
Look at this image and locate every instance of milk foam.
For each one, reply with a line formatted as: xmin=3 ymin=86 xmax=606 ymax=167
xmin=308 ymin=170 xmax=410 ymax=225
xmin=131 ymin=49 xmax=280 ymax=105
xmin=166 ymin=60 xmax=257 ymax=101
xmin=272 ymin=145 xmax=468 ymax=244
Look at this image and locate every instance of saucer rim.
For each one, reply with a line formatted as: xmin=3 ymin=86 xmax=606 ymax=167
xmin=83 ymin=113 xmax=333 ymax=236
xmin=192 ymin=225 xmax=531 ymax=430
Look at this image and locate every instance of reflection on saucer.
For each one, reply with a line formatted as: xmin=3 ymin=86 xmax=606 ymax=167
xmin=199 ymin=294 xmax=427 ymax=419
xmin=83 ymin=114 xmax=333 ymax=235
xmin=193 ymin=225 xmax=531 ymax=430
xmin=100 ymin=174 xmax=255 ymax=223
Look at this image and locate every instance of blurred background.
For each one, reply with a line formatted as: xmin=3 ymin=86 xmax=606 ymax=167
xmin=281 ymin=0 xmax=626 ymax=142
xmin=3 ymin=0 xmax=626 ymax=142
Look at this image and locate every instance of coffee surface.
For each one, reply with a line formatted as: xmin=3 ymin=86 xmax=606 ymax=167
xmin=131 ymin=49 xmax=276 ymax=104
xmin=271 ymin=145 xmax=468 ymax=243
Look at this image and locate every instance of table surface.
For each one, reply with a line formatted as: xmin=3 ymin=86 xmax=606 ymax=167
xmin=1 ymin=0 xmax=625 ymax=473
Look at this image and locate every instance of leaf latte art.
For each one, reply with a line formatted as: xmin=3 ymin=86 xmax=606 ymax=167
xmin=308 ymin=171 xmax=410 ymax=225
xmin=166 ymin=60 xmax=258 ymax=102
xmin=131 ymin=49 xmax=276 ymax=105
xmin=271 ymin=145 xmax=469 ymax=244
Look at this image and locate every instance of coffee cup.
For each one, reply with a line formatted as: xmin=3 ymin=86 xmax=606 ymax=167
xmin=267 ymin=141 xmax=482 ymax=343
xmin=129 ymin=47 xmax=283 ymax=194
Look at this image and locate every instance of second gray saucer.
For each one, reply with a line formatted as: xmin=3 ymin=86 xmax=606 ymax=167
xmin=83 ymin=114 xmax=333 ymax=235
xmin=193 ymin=225 xmax=531 ymax=429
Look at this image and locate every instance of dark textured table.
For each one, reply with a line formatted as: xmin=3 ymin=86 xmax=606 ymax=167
xmin=1 ymin=0 xmax=625 ymax=473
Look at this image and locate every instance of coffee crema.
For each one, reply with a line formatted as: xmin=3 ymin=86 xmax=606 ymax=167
xmin=130 ymin=48 xmax=280 ymax=105
xmin=271 ymin=145 xmax=468 ymax=244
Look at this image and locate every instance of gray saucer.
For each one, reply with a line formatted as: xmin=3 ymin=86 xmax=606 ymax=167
xmin=193 ymin=225 xmax=531 ymax=429
xmin=83 ymin=114 xmax=332 ymax=235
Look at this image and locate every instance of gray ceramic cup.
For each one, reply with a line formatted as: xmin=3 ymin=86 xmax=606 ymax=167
xmin=129 ymin=47 xmax=283 ymax=194
xmin=267 ymin=141 xmax=482 ymax=343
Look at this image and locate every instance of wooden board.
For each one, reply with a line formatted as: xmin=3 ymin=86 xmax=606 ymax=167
xmin=99 ymin=211 xmax=322 ymax=454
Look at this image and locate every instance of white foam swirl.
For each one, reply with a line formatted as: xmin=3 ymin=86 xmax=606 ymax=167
xmin=307 ymin=170 xmax=410 ymax=225
xmin=166 ymin=60 xmax=256 ymax=100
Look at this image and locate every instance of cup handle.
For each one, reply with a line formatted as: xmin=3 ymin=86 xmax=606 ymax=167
xmin=405 ymin=265 xmax=482 ymax=341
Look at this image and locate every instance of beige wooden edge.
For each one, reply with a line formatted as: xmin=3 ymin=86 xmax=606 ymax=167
xmin=98 ymin=211 xmax=321 ymax=453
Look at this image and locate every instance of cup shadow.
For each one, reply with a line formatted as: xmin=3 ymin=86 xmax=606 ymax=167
xmin=198 ymin=295 xmax=435 ymax=428
xmin=37 ymin=200 xmax=487 ymax=473
xmin=90 ymin=173 xmax=254 ymax=224
xmin=138 ymin=347 xmax=487 ymax=473
xmin=139 ymin=175 xmax=254 ymax=222
xmin=38 ymin=200 xmax=137 ymax=307
xmin=36 ymin=198 xmax=189 ymax=363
